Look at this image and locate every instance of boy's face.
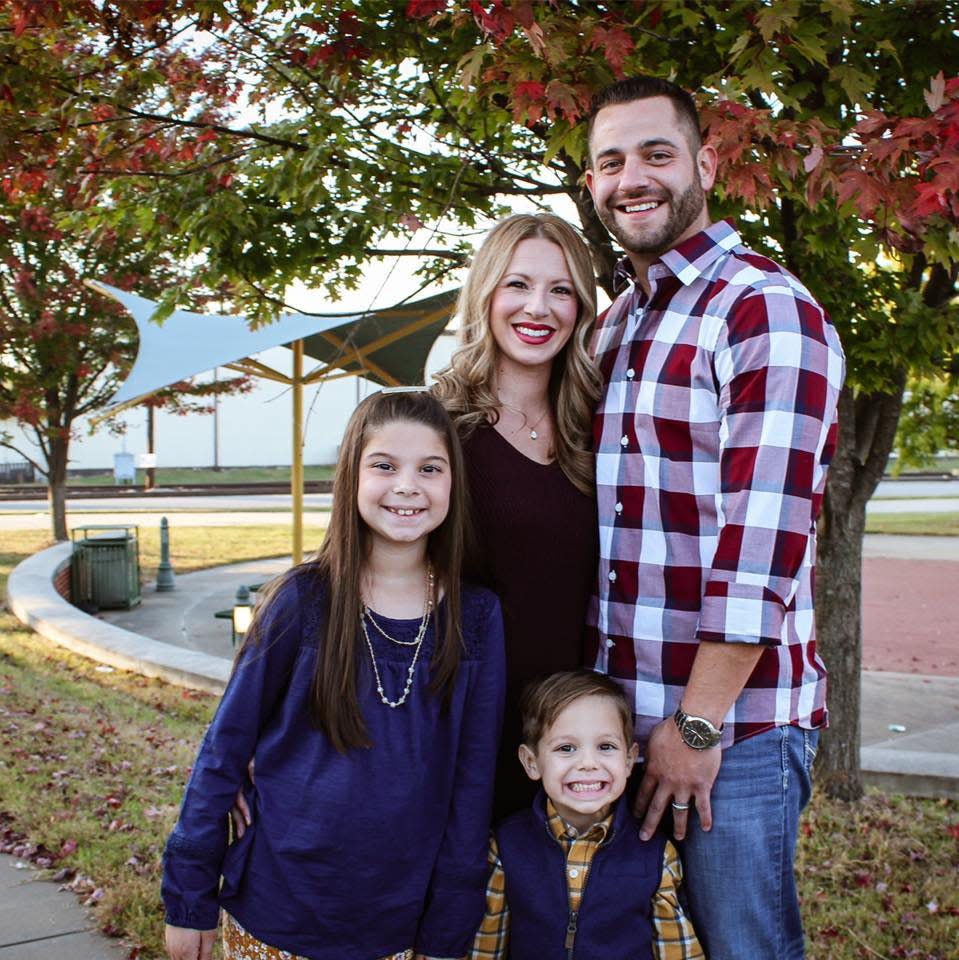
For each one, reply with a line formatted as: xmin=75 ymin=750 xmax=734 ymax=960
xmin=519 ymin=694 xmax=639 ymax=833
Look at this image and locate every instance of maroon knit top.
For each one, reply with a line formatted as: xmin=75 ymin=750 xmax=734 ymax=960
xmin=462 ymin=424 xmax=599 ymax=820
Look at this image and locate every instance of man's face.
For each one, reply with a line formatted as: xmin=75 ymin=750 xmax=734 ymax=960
xmin=585 ymin=96 xmax=716 ymax=261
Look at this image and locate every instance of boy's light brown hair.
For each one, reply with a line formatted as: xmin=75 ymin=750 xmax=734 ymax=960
xmin=520 ymin=670 xmax=633 ymax=748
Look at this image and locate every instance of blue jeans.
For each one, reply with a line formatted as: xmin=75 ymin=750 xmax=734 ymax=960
xmin=679 ymin=725 xmax=818 ymax=960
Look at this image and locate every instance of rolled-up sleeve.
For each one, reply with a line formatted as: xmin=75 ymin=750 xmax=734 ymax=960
xmin=698 ymin=288 xmax=844 ymax=646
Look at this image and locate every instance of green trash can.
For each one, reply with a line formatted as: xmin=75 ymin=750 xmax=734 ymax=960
xmin=71 ymin=525 xmax=141 ymax=611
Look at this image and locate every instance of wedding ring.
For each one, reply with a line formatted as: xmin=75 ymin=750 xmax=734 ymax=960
xmin=671 ymin=801 xmax=690 ymax=811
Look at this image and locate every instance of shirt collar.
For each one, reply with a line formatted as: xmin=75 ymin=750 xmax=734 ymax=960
xmin=611 ymin=218 xmax=742 ymax=293
xmin=545 ymin=798 xmax=613 ymax=844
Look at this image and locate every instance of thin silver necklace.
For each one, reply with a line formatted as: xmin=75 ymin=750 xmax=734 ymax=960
xmin=498 ymin=399 xmax=550 ymax=440
xmin=363 ymin=567 xmax=435 ymax=646
xmin=361 ymin=565 xmax=434 ymax=708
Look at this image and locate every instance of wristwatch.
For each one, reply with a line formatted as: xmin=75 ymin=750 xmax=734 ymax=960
xmin=673 ymin=706 xmax=723 ymax=750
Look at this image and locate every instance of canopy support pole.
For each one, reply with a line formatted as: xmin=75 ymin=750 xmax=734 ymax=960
xmin=292 ymin=339 xmax=304 ymax=565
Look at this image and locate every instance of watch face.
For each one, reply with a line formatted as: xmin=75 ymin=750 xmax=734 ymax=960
xmin=681 ymin=717 xmax=720 ymax=749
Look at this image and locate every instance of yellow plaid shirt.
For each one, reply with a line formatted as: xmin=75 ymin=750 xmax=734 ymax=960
xmin=469 ymin=800 xmax=703 ymax=960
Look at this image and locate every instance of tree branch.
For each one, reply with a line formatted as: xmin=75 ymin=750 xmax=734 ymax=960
xmin=364 ymin=248 xmax=467 ymax=261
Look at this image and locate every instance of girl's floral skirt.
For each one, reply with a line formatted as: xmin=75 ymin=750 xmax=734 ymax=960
xmin=223 ymin=913 xmax=413 ymax=960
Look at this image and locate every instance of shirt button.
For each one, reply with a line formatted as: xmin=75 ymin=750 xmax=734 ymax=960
xmin=568 ymin=868 xmax=579 ymax=879
xmin=615 ymin=501 xmax=623 ymax=514
xmin=605 ymin=638 xmax=615 ymax=649
xmin=608 ymin=570 xmax=617 ymax=582
xmin=626 ymin=368 xmax=635 ymax=379
xmin=620 ymin=435 xmax=628 ymax=447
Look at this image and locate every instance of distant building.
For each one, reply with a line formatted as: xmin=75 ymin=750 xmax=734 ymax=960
xmin=1 ymin=336 xmax=456 ymax=473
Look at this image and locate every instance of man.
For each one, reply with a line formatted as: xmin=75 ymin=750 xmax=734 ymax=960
xmin=584 ymin=75 xmax=845 ymax=960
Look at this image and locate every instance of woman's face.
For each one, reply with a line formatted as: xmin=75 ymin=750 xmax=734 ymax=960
xmin=488 ymin=237 xmax=580 ymax=376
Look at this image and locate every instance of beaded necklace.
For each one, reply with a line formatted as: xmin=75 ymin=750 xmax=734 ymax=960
xmin=361 ymin=565 xmax=434 ymax=709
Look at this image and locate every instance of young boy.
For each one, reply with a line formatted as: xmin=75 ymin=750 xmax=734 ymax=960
xmin=470 ymin=670 xmax=703 ymax=960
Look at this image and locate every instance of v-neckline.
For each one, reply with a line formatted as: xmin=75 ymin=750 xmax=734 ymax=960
xmin=489 ymin=422 xmax=557 ymax=468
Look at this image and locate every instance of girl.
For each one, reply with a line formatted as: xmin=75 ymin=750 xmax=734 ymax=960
xmin=432 ymin=214 xmax=601 ymax=819
xmin=163 ymin=391 xmax=505 ymax=960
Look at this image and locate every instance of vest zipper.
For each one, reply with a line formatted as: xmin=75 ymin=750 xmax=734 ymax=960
xmin=565 ymin=909 xmax=578 ymax=957
xmin=563 ymin=823 xmax=615 ymax=958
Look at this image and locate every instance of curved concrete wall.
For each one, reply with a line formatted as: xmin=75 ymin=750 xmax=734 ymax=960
xmin=6 ymin=543 xmax=229 ymax=694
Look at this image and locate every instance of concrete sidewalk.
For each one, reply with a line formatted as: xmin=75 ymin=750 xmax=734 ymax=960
xmin=0 ymin=855 xmax=127 ymax=959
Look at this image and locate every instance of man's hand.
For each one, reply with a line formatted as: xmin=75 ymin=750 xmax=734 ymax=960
xmin=633 ymin=716 xmax=721 ymax=841
xmin=165 ymin=924 xmax=216 ymax=960
xmin=230 ymin=757 xmax=256 ymax=839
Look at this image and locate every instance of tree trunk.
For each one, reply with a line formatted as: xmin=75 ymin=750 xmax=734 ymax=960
xmin=47 ymin=434 xmax=70 ymax=541
xmin=815 ymin=380 xmax=904 ymax=799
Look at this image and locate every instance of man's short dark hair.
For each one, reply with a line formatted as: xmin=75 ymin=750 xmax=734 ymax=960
xmin=587 ymin=75 xmax=703 ymax=153
xmin=520 ymin=669 xmax=633 ymax=747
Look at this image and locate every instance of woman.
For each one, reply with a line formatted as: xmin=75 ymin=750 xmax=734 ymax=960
xmin=433 ymin=213 xmax=601 ymax=819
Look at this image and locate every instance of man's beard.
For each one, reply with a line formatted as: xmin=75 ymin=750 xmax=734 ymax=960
xmin=597 ymin=179 xmax=706 ymax=257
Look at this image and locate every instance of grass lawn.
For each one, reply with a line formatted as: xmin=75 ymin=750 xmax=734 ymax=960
xmin=64 ymin=465 xmax=336 ymax=486
xmin=865 ymin=512 xmax=959 ymax=536
xmin=2 ymin=530 xmax=958 ymax=958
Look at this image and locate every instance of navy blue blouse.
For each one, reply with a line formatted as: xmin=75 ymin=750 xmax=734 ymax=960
xmin=162 ymin=567 xmax=505 ymax=959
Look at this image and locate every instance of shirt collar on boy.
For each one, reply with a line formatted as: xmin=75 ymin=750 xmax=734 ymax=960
xmin=545 ymin=798 xmax=612 ymax=844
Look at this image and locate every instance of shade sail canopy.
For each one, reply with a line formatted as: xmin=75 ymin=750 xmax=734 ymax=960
xmin=299 ymin=288 xmax=459 ymax=387
xmin=91 ymin=281 xmax=458 ymax=408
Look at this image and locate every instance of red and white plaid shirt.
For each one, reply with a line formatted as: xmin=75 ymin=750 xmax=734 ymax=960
xmin=586 ymin=220 xmax=845 ymax=750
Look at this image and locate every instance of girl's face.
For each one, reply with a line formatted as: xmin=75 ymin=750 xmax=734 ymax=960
xmin=488 ymin=237 xmax=580 ymax=377
xmin=356 ymin=419 xmax=452 ymax=551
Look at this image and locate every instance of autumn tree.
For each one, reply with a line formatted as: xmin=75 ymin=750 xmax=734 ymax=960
xmin=0 ymin=174 xmax=250 ymax=540
xmin=6 ymin=0 xmax=959 ymax=795
xmin=0 ymin=8 xmax=249 ymax=540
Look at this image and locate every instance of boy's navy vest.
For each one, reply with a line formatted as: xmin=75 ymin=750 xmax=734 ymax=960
xmin=495 ymin=792 xmax=667 ymax=960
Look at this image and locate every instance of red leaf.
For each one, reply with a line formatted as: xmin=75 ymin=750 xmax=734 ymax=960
xmin=545 ymin=79 xmax=584 ymax=123
xmin=398 ymin=212 xmax=423 ymax=232
xmin=469 ymin=0 xmax=513 ymax=42
xmin=589 ymin=25 xmax=635 ymax=80
xmin=405 ymin=0 xmax=446 ymax=17
xmin=511 ymin=79 xmax=546 ymax=124
xmin=803 ymin=145 xmax=824 ymax=174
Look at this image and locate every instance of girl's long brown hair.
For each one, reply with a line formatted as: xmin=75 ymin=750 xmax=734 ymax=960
xmin=432 ymin=213 xmax=602 ymax=495
xmin=241 ymin=391 xmax=468 ymax=753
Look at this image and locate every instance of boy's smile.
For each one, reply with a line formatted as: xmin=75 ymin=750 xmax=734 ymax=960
xmin=519 ymin=694 xmax=638 ymax=833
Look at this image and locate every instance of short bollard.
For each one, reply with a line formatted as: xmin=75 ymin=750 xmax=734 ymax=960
xmin=156 ymin=516 xmax=176 ymax=592
xmin=232 ymin=585 xmax=253 ymax=646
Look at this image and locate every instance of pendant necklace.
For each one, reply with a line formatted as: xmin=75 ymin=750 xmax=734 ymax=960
xmin=361 ymin=564 xmax=434 ymax=708
xmin=499 ymin=399 xmax=550 ymax=440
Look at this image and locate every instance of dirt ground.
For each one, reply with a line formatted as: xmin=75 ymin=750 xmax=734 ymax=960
xmin=862 ymin=556 xmax=959 ymax=676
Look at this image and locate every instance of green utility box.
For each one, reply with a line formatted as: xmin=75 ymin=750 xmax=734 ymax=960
xmin=71 ymin=525 xmax=141 ymax=611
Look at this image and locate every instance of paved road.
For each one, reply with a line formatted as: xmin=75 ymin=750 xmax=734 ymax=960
xmin=0 ymin=492 xmax=334 ymax=513
xmin=867 ymin=497 xmax=959 ymax=513
xmin=0 ymin=478 xmax=956 ymax=528
xmin=873 ymin=478 xmax=959 ymax=497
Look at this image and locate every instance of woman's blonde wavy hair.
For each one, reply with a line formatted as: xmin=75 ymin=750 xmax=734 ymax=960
xmin=432 ymin=213 xmax=602 ymax=495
